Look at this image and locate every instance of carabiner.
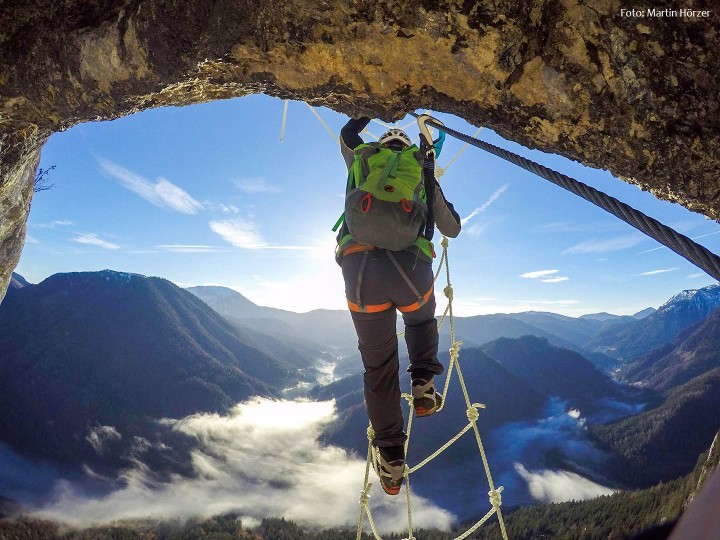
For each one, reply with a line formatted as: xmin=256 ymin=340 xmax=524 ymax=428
xmin=417 ymin=113 xmax=445 ymax=158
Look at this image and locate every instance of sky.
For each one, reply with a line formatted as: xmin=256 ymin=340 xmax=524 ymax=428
xmin=17 ymin=94 xmax=720 ymax=316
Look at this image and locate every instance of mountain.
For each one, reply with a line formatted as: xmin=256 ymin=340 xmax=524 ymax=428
xmin=586 ymin=285 xmax=720 ymax=362
xmin=633 ymin=307 xmax=657 ymax=319
xmin=0 ymin=270 xmax=294 ymax=472
xmin=579 ymin=312 xmax=624 ymax=321
xmin=590 ymin=368 xmax=720 ymax=487
xmin=8 ymin=273 xmax=30 ymax=290
xmin=480 ymin=335 xmax=633 ymax=410
xmin=187 ymin=286 xmax=359 ymax=360
xmin=622 ymin=308 xmax=720 ymax=391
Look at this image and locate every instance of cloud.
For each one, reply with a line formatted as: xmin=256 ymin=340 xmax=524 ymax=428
xmin=25 ymin=235 xmax=40 ymax=244
xmin=100 ymin=160 xmax=203 ymax=214
xmin=687 ymin=272 xmax=706 ymax=279
xmin=86 ymin=426 xmax=122 ymax=455
xmin=461 ymin=185 xmax=508 ymax=225
xmin=233 ymin=178 xmax=283 ymax=194
xmin=562 ymin=234 xmax=644 ymax=255
xmin=541 ymin=276 xmax=569 ymax=283
xmin=520 ymin=269 xmax=569 ymax=283
xmin=520 ymin=270 xmax=559 ymax=279
xmin=157 ymin=245 xmax=229 ymax=253
xmin=636 ymin=268 xmax=677 ymax=276
xmin=209 ymin=218 xmax=268 ymax=249
xmin=73 ymin=233 xmax=121 ymax=250
xmin=34 ymin=220 xmax=74 ymax=229
xmin=639 ymin=230 xmax=720 ymax=254
xmin=209 ymin=218 xmax=313 ymax=251
xmin=515 ymin=464 xmax=618 ymax=503
xmin=464 ymin=224 xmax=486 ymax=238
xmin=33 ymin=399 xmax=454 ymax=533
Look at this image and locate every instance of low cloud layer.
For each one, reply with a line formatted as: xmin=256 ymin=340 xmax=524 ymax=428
xmin=33 ymin=398 xmax=453 ymax=534
xmin=488 ymin=397 xmax=619 ymax=506
xmin=515 ymin=464 xmax=617 ymax=503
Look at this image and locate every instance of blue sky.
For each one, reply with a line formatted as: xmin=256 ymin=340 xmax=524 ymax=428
xmin=17 ymin=94 xmax=720 ymax=315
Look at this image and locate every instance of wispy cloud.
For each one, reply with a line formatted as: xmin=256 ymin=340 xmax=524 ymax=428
xmin=34 ymin=399 xmax=453 ymax=533
xmin=541 ymin=276 xmax=569 ymax=283
xmin=464 ymin=224 xmax=486 ymax=238
xmin=25 ymin=235 xmax=40 ymax=244
xmin=100 ymin=160 xmax=203 ymax=214
xmin=687 ymin=272 xmax=706 ymax=279
xmin=233 ymin=177 xmax=283 ymax=194
xmin=73 ymin=233 xmax=121 ymax=250
xmin=636 ymin=268 xmax=677 ymax=276
xmin=639 ymin=230 xmax=720 ymax=254
xmin=34 ymin=220 xmax=74 ymax=229
xmin=563 ymin=234 xmax=644 ymax=255
xmin=210 ymin=218 xmax=312 ymax=251
xmin=461 ymin=185 xmax=508 ymax=225
xmin=157 ymin=245 xmax=229 ymax=253
xmin=521 ymin=270 xmax=559 ymax=279
xmin=209 ymin=218 xmax=268 ymax=249
xmin=520 ymin=269 xmax=569 ymax=283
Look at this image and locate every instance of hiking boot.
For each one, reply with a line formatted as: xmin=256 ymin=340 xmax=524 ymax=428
xmin=412 ymin=378 xmax=443 ymax=417
xmin=375 ymin=446 xmax=405 ymax=495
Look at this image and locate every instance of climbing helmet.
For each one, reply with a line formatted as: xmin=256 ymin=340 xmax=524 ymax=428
xmin=379 ymin=128 xmax=412 ymax=148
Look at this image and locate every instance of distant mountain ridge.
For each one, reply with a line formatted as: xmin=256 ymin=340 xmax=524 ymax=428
xmin=622 ymin=308 xmax=720 ymax=391
xmin=187 ymin=285 xmax=360 ymax=363
xmin=8 ymin=272 xmax=30 ymax=290
xmin=587 ymin=284 xmax=720 ymax=362
xmin=480 ymin=335 xmax=638 ymax=411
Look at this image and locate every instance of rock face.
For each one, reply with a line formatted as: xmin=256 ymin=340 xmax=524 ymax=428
xmin=1 ymin=1 xmax=718 ymax=299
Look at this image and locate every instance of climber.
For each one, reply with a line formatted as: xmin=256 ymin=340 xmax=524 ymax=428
xmin=334 ymin=116 xmax=461 ymax=495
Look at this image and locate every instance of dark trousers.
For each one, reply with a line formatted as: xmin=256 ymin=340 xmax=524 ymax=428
xmin=341 ymin=250 xmax=444 ymax=448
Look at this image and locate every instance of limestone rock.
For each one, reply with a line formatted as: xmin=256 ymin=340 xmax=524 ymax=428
xmin=1 ymin=1 xmax=719 ymax=299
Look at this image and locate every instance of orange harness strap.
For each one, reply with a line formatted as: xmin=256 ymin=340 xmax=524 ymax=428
xmin=397 ymin=285 xmax=434 ymax=313
xmin=347 ymin=285 xmax=433 ymax=314
xmin=342 ymin=243 xmax=374 ymax=256
xmin=346 ymin=298 xmax=393 ymax=313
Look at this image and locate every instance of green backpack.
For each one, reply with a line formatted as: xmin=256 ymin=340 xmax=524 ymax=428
xmin=334 ymin=142 xmax=428 ymax=252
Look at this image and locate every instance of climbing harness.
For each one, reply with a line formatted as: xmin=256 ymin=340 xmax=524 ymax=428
xmin=409 ymin=112 xmax=720 ymax=283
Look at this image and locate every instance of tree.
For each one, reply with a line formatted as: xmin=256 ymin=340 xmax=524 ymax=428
xmin=34 ymin=165 xmax=55 ymax=192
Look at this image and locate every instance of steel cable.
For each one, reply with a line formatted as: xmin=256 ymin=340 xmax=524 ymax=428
xmin=409 ymin=112 xmax=720 ymax=282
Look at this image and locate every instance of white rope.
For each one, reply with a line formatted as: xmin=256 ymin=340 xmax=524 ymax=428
xmin=279 ymin=100 xmax=289 ymax=142
xmin=305 ymin=103 xmax=339 ymax=143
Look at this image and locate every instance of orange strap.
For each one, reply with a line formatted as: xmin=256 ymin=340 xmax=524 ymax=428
xmin=347 ymin=298 xmax=393 ymax=313
xmin=342 ymin=243 xmax=374 ymax=256
xmin=347 ymin=285 xmax=433 ymax=314
xmin=397 ymin=285 xmax=434 ymax=313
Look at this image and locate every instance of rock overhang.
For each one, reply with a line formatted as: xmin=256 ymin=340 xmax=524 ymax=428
xmin=1 ymin=0 xmax=718 ymax=299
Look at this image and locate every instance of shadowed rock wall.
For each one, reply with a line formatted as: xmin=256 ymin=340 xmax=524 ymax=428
xmin=1 ymin=0 xmax=718 ymax=298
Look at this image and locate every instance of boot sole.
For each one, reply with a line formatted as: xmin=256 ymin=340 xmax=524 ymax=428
xmin=415 ymin=405 xmax=439 ymax=417
xmin=381 ymin=483 xmax=402 ymax=495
